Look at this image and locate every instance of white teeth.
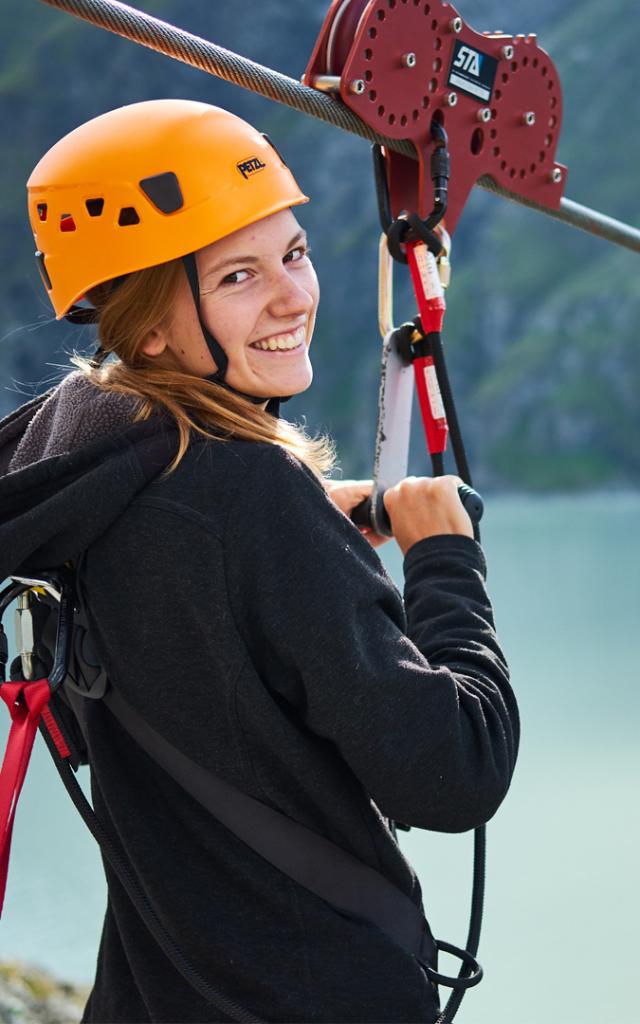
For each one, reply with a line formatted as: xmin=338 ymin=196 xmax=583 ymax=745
xmin=250 ymin=326 xmax=305 ymax=351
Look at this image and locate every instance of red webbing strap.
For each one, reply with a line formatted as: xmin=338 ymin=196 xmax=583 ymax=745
xmin=0 ymin=679 xmax=51 ymax=915
xmin=41 ymin=706 xmax=72 ymax=759
xmin=406 ymin=239 xmax=449 ymax=456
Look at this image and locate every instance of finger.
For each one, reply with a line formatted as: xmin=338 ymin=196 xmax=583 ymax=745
xmin=367 ymin=533 xmax=391 ymax=548
xmin=344 ymin=485 xmax=375 ymax=505
xmin=359 ymin=526 xmax=388 ymax=548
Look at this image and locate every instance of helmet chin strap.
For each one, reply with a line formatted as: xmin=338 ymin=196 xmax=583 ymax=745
xmin=181 ymin=253 xmax=290 ymax=418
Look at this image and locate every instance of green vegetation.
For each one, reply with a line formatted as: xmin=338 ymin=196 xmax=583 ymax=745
xmin=0 ymin=960 xmax=89 ymax=1023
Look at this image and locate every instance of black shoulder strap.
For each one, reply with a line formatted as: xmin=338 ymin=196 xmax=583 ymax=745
xmin=101 ymin=683 xmax=432 ymax=960
xmin=66 ymin=569 xmax=434 ymax=963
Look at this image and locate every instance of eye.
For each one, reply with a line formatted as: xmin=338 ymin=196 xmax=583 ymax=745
xmin=218 ymin=244 xmax=311 ymax=287
xmin=221 ymin=268 xmax=251 ymax=286
xmin=284 ymin=244 xmax=311 ymax=264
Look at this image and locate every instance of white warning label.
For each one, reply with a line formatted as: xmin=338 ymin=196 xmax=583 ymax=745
xmin=424 ymin=363 xmax=446 ymax=420
xmin=414 ymin=244 xmax=444 ymax=301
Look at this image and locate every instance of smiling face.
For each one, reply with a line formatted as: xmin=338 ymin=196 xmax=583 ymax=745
xmin=141 ymin=208 xmax=319 ymax=404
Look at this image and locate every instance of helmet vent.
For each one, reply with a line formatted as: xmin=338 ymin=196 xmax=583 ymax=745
xmin=86 ymin=198 xmax=105 ymax=217
xmin=60 ymin=214 xmax=76 ymax=232
xmin=139 ymin=172 xmax=183 ymax=214
xmin=118 ymin=206 xmax=140 ymax=226
xmin=37 ymin=203 xmax=48 ymax=222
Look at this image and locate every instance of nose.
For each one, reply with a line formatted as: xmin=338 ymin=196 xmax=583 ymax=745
xmin=267 ymin=263 xmax=316 ymax=320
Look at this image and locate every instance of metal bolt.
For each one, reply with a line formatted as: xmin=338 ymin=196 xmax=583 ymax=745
xmin=522 ymin=111 xmax=536 ymax=126
xmin=450 ymin=17 xmax=463 ymax=32
xmin=477 ymin=108 xmax=492 ymax=123
xmin=312 ymin=75 xmax=341 ymax=92
xmin=446 ymin=92 xmax=458 ymax=107
xmin=401 ymin=52 xmax=417 ymax=68
xmin=349 ymin=79 xmax=366 ymax=95
xmin=502 ymin=44 xmax=514 ymax=60
xmin=550 ymin=167 xmax=562 ymax=184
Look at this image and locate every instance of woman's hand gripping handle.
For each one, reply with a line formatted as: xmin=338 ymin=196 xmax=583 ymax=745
xmin=349 ymin=477 xmax=483 ymax=556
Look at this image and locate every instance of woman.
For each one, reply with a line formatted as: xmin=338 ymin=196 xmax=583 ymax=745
xmin=1 ymin=99 xmax=518 ymax=1022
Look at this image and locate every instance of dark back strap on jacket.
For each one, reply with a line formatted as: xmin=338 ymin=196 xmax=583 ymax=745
xmin=99 ymin=683 xmax=434 ymax=962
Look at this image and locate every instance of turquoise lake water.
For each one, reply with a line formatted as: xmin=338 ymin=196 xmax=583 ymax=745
xmin=1 ymin=492 xmax=638 ymax=1023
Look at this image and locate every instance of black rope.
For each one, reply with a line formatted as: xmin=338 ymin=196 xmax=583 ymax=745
xmin=424 ymin=327 xmax=485 ymax=1024
xmin=419 ymin=327 xmax=473 ymax=489
xmin=435 ymin=828 xmax=486 ymax=1024
xmin=411 ymin=306 xmax=486 ymax=1023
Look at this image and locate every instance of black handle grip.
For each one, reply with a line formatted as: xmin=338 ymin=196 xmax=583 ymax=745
xmin=351 ymin=483 xmax=484 ymax=538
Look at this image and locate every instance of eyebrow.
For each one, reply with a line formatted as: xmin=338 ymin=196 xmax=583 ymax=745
xmin=202 ymin=229 xmax=308 ymax=279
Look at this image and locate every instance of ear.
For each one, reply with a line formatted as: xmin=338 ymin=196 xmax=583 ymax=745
xmin=140 ymin=326 xmax=168 ymax=357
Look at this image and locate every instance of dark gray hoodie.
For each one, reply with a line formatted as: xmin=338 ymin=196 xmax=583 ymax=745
xmin=0 ymin=370 xmax=518 ymax=1023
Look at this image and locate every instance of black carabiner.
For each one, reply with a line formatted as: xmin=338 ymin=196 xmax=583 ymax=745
xmin=428 ymin=119 xmax=450 ymax=229
xmin=372 ymin=141 xmax=393 ymax=235
xmin=372 ymin=118 xmax=450 ymax=265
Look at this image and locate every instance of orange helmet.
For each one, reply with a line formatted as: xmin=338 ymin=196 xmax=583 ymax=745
xmin=27 ymin=98 xmax=309 ymax=319
xmin=27 ymin=99 xmax=309 ymax=406
xmin=28 ymin=98 xmax=309 ymax=319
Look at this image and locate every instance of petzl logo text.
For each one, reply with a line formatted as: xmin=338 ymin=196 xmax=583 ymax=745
xmin=237 ymin=156 xmax=266 ymax=179
xmin=453 ymin=46 xmax=483 ymax=77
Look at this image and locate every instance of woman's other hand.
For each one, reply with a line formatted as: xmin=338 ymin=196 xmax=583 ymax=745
xmin=384 ymin=475 xmax=474 ymax=556
xmin=323 ymin=479 xmax=391 ymax=549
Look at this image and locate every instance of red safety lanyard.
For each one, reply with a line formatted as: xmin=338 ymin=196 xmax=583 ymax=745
xmin=0 ymin=673 xmax=72 ymax=916
xmin=405 ymin=239 xmax=449 ymax=458
xmin=0 ymin=679 xmax=51 ymax=915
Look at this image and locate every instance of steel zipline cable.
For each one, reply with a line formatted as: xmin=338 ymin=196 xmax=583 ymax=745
xmin=38 ymin=0 xmax=640 ymax=256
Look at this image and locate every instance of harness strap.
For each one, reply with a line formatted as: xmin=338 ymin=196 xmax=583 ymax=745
xmin=101 ymin=683 xmax=436 ymax=964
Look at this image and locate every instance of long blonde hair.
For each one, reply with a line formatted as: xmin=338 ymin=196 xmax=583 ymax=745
xmin=69 ymin=259 xmax=336 ymax=481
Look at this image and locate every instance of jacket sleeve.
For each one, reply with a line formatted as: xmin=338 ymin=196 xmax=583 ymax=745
xmin=224 ymin=444 xmax=519 ymax=833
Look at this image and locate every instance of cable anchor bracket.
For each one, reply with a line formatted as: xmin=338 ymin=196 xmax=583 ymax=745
xmin=304 ymin=0 xmax=567 ymax=237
